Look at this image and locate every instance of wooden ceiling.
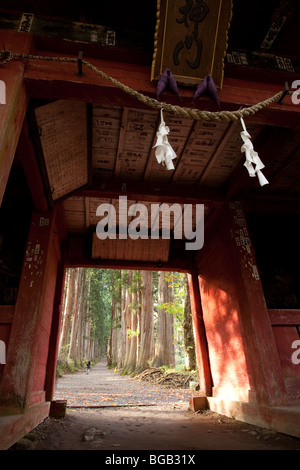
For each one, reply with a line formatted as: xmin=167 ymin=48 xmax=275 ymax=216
xmin=32 ymin=98 xmax=300 ymax=242
xmin=3 ymin=0 xmax=300 ymax=266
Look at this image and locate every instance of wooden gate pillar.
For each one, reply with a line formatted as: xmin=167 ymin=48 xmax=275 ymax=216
xmin=0 ymin=30 xmax=33 ymax=206
xmin=188 ymin=266 xmax=212 ymax=397
xmin=196 ymin=201 xmax=289 ymax=407
xmin=0 ymin=208 xmax=60 ymax=413
xmin=226 ymin=202 xmax=289 ymax=406
xmin=45 ymin=249 xmax=66 ymax=402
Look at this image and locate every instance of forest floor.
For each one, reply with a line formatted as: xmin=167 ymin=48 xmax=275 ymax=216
xmin=13 ymin=359 xmax=300 ymax=453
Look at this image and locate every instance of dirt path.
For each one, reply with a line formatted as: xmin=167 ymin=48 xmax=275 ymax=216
xmin=53 ymin=359 xmax=195 ymax=407
xmin=26 ymin=360 xmax=300 ymax=451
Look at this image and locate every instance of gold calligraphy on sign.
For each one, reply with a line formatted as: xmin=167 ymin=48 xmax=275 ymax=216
xmin=151 ymin=0 xmax=232 ymax=88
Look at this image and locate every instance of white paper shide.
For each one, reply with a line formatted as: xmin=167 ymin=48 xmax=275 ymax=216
xmin=153 ymin=109 xmax=177 ymax=170
xmin=240 ymin=117 xmax=269 ymax=186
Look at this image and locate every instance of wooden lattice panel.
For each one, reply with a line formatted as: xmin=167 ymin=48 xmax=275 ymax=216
xmin=117 ymin=108 xmax=159 ymax=180
xmin=202 ymin=123 xmax=265 ymax=187
xmin=92 ymin=233 xmax=170 ymax=262
xmin=92 ymin=105 xmax=122 ymax=177
xmin=172 ymin=121 xmax=229 ymax=184
xmin=64 ymin=194 xmax=203 ymax=238
xmin=90 ymin=104 xmax=269 ymax=189
xmin=35 ymin=100 xmax=88 ymax=201
xmin=63 ymin=196 xmax=86 ymax=233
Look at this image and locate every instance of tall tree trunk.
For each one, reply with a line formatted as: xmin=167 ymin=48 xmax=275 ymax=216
xmin=123 ymin=273 xmax=140 ymax=374
xmin=83 ymin=273 xmax=91 ymax=360
xmin=68 ymin=268 xmax=82 ymax=361
xmin=136 ymin=271 xmax=154 ymax=373
xmin=109 ymin=271 xmax=122 ymax=366
xmin=126 ymin=303 xmax=138 ymax=373
xmin=77 ymin=268 xmax=87 ymax=362
xmin=123 ymin=272 xmax=133 ymax=370
xmin=183 ymin=273 xmax=196 ymax=370
xmin=59 ymin=268 xmax=74 ymax=354
xmin=118 ymin=270 xmax=128 ymax=368
xmin=152 ymin=271 xmax=175 ymax=367
xmin=109 ymin=297 xmax=119 ymax=366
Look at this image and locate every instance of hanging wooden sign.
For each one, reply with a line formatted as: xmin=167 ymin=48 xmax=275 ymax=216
xmin=151 ymin=0 xmax=233 ymax=88
xmin=34 ymin=100 xmax=89 ymax=202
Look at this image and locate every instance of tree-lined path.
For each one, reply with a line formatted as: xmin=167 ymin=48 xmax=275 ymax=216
xmin=54 ymin=358 xmax=194 ymax=407
xmin=31 ymin=358 xmax=300 ymax=450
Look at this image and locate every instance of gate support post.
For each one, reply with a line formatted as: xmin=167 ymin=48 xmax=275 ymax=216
xmin=0 ymin=208 xmax=59 ymax=413
xmin=188 ymin=267 xmax=212 ymax=397
xmin=0 ymin=31 xmax=33 ymax=206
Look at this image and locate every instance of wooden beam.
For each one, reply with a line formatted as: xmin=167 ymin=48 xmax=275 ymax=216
xmin=0 ymin=31 xmax=33 ymax=206
xmin=114 ymin=108 xmax=129 ymax=179
xmin=45 ymin=252 xmax=67 ymax=402
xmin=197 ymin=121 xmax=237 ymax=186
xmin=171 ymin=121 xmax=201 ymax=184
xmin=226 ymin=202 xmax=290 ymax=406
xmin=269 ymin=309 xmax=300 ymax=326
xmin=65 ymin=235 xmax=189 ymax=271
xmin=188 ymin=267 xmax=212 ymax=397
xmin=66 ymin=252 xmax=189 ymax=273
xmin=16 ymin=118 xmax=49 ymax=212
xmin=168 ymin=120 xmax=197 ymax=184
xmin=0 ymin=208 xmax=59 ymax=410
xmin=76 ymin=175 xmax=224 ymax=205
xmin=0 ymin=10 xmax=153 ymax=65
xmin=0 ymin=30 xmax=298 ymax=132
xmin=84 ymin=197 xmax=90 ymax=229
xmin=18 ymin=44 xmax=300 ymax=127
xmin=0 ymin=305 xmax=14 ymax=323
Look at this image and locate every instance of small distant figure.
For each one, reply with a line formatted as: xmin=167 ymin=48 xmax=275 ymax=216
xmin=86 ymin=360 xmax=91 ymax=375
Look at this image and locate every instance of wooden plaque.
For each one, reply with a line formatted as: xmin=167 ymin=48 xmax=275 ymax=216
xmin=151 ymin=0 xmax=233 ymax=88
xmin=35 ymin=100 xmax=89 ymax=202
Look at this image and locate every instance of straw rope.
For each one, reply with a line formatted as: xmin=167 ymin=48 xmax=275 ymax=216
xmin=0 ymin=50 xmax=287 ymax=122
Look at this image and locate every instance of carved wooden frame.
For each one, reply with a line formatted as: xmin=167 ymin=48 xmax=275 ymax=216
xmin=151 ymin=0 xmax=233 ymax=88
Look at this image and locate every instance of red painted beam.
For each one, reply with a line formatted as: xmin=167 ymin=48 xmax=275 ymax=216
xmin=0 ymin=209 xmax=59 ymax=411
xmin=45 ymin=255 xmax=66 ymax=402
xmin=225 ymin=203 xmax=290 ymax=406
xmin=188 ymin=268 xmax=212 ymax=397
xmin=0 ymin=30 xmax=298 ymax=133
xmin=77 ymin=176 xmax=224 ymax=205
xmin=16 ymin=44 xmax=299 ymax=128
xmin=16 ymin=119 xmax=49 ymax=212
xmin=0 ymin=31 xmax=34 ymax=206
xmin=269 ymin=309 xmax=300 ymax=326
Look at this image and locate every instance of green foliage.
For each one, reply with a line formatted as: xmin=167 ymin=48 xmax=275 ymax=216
xmin=156 ymin=272 xmax=187 ymax=363
xmin=127 ymin=328 xmax=139 ymax=338
xmin=86 ymin=268 xmax=118 ymax=353
xmin=56 ymin=345 xmax=78 ymax=376
xmin=59 ymin=267 xmax=195 ymax=374
xmin=157 ymin=272 xmax=185 ymax=328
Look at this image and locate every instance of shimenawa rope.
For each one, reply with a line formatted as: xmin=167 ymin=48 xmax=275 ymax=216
xmin=0 ymin=50 xmax=287 ymax=122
